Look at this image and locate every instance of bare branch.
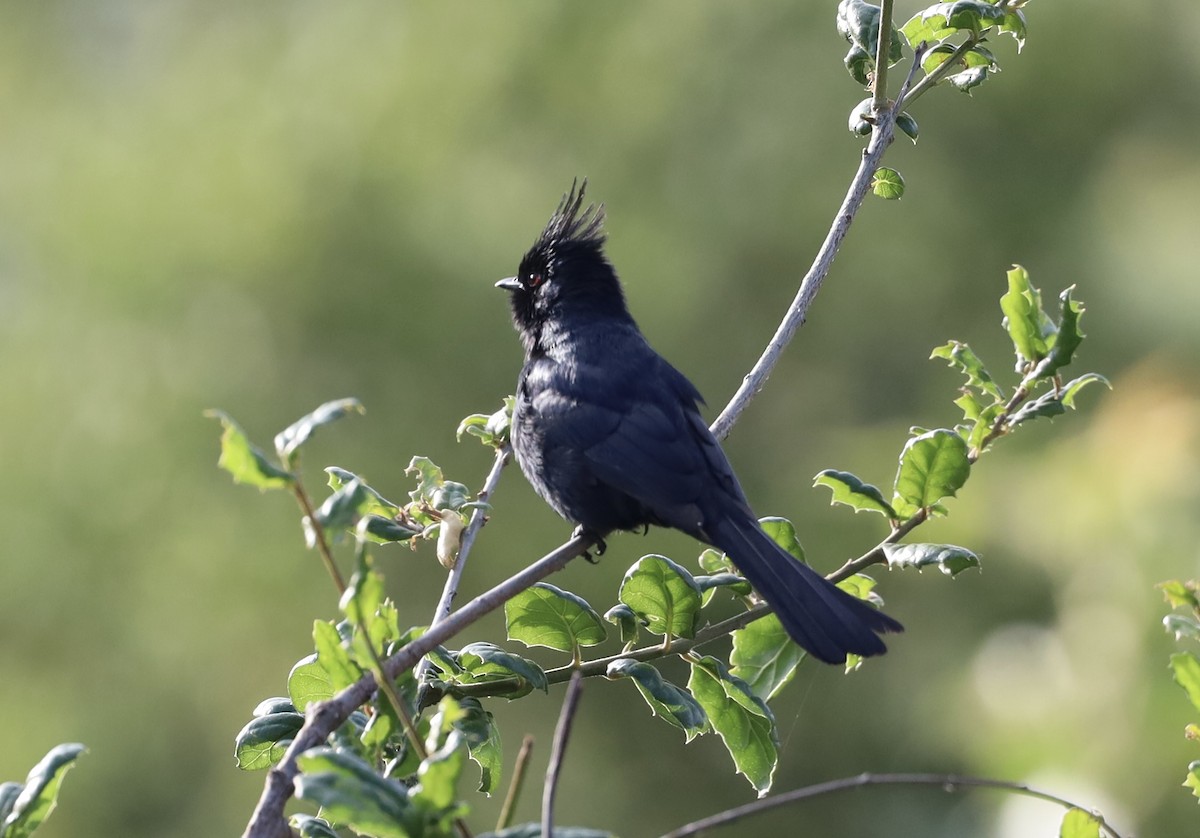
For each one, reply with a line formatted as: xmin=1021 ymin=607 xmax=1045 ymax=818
xmin=542 ymin=672 xmax=585 ymax=837
xmin=660 ymin=772 xmax=1126 ymax=838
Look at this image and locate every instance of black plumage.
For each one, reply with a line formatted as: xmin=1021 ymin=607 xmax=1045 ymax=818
xmin=496 ymin=182 xmax=902 ymax=663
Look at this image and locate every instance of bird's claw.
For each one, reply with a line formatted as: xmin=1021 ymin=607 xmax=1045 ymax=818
xmin=572 ymin=526 xmax=607 ymax=563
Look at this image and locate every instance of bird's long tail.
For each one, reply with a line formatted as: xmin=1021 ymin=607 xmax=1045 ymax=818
xmin=708 ymin=513 xmax=903 ymax=664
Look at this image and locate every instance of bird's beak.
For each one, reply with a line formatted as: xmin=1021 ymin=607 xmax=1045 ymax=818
xmin=495 ymin=276 xmax=522 ymax=292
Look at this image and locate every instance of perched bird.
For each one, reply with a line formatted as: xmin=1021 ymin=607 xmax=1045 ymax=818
xmin=496 ymin=182 xmax=902 ymax=663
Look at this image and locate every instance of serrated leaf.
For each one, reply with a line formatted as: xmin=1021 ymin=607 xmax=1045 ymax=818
xmin=406 ymin=456 xmax=445 ymax=504
xmin=326 ymin=467 xmax=401 ymax=518
xmin=604 ymin=603 xmax=643 ymax=646
xmin=837 ymin=573 xmax=884 ymax=607
xmin=1171 ymin=652 xmax=1200 ymax=714
xmin=814 ymin=469 xmax=896 ymax=518
xmin=456 ymin=698 xmax=502 ymax=795
xmin=947 ymin=65 xmax=991 ymax=93
xmin=893 ymin=429 xmax=971 ymax=511
xmin=607 ymin=659 xmax=708 ymax=741
xmin=883 ymin=543 xmax=980 ymax=576
xmin=274 ymin=398 xmax=364 ymax=464
xmin=931 ymin=340 xmax=1004 ymax=401
xmin=289 ymin=653 xmax=334 ymax=711
xmin=206 ymin=409 xmax=294 ymax=490
xmin=1160 ymin=580 xmax=1200 ymax=610
xmin=731 ymin=614 xmax=806 ymax=702
xmin=2 ymin=743 xmax=86 ymax=838
xmin=295 ymin=748 xmax=413 ymax=838
xmin=688 ymin=656 xmax=777 ymax=796
xmin=1000 ymin=7 xmax=1027 ymax=49
xmin=290 ymin=814 xmax=341 ymax=838
xmin=457 ymin=642 xmax=549 ymax=694
xmin=504 ymin=583 xmax=606 ymax=654
xmin=619 ymin=555 xmax=703 ymax=640
xmin=1037 ymin=285 xmax=1085 ymax=379
xmin=234 ymin=712 xmax=305 ymax=770
xmin=457 ymin=397 xmax=514 ymax=448
xmin=872 ymin=166 xmax=905 ymax=199
xmin=314 ymin=620 xmax=365 ymax=692
xmin=1186 ymin=761 xmax=1200 ymax=800
xmin=1000 ymin=265 xmax=1053 ymax=370
xmin=1059 ymin=807 xmax=1102 ymax=838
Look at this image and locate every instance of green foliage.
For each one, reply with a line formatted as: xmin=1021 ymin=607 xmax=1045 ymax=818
xmin=0 ymin=744 xmax=85 ymax=838
xmin=688 ymin=657 xmax=779 ymax=797
xmin=1058 ymin=808 xmax=1102 ymax=838
xmin=882 ymin=543 xmax=980 ymax=576
xmin=837 ymin=0 xmax=904 ymax=87
xmin=871 ymin=166 xmax=905 ymax=199
xmin=606 ymin=659 xmax=708 ymax=741
xmin=618 ymin=555 xmax=703 ymax=642
xmin=1160 ymin=580 xmax=1200 ymax=804
xmin=504 ymin=583 xmax=607 ymax=658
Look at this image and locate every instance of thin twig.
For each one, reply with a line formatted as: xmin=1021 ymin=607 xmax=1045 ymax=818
xmin=415 ymin=445 xmax=512 ymax=691
xmin=496 ymin=735 xmax=535 ymax=832
xmin=659 ymin=772 xmax=1125 ymax=838
xmin=291 ymin=482 xmax=347 ymax=595
xmin=242 ymin=534 xmax=595 ymax=838
xmin=710 ymin=104 xmax=898 ymax=440
xmin=542 ymin=672 xmax=585 ymax=838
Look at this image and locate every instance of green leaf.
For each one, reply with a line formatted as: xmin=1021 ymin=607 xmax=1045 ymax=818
xmin=1000 ymin=7 xmax=1028 ymax=49
xmin=731 ymin=614 xmax=805 ymax=702
xmin=412 ymin=699 xmax=466 ymax=812
xmin=695 ymin=573 xmax=753 ymax=597
xmin=1059 ymin=807 xmax=1102 ymax=838
xmin=295 ymin=748 xmax=413 ymax=838
xmin=457 ymin=397 xmax=514 ymax=448
xmin=275 ymin=398 xmax=365 ymax=465
xmin=883 ymin=543 xmax=980 ymax=576
xmin=619 ymin=555 xmax=703 ymax=640
xmin=326 ymin=467 xmax=402 ymax=518
xmin=1160 ymin=580 xmax=1200 ymax=610
xmin=607 ymin=659 xmax=708 ymax=741
xmin=872 ymin=166 xmax=905 ymax=199
xmin=902 ymin=1 xmax=1007 ymax=47
xmin=289 ymin=653 xmax=335 ymax=712
xmin=814 ymin=469 xmax=897 ymax=518
xmin=314 ymin=620 xmax=365 ymax=692
xmin=406 ymin=456 xmax=446 ymax=505
xmin=456 ymin=698 xmax=502 ymax=795
xmin=457 ymin=642 xmax=549 ymax=694
xmin=947 ymin=65 xmax=991 ymax=93
xmin=893 ymin=428 xmax=971 ymax=513
xmin=930 ymin=340 xmax=1004 ymax=401
xmin=234 ymin=712 xmax=305 ymax=770
xmin=1171 ymin=652 xmax=1200 ymax=714
xmin=1000 ymin=265 xmax=1053 ymax=370
xmin=206 ymin=409 xmax=294 ymax=490
xmin=1164 ymin=614 xmax=1200 ymax=643
xmin=698 ymin=547 xmax=734 ymax=575
xmin=604 ymin=603 xmax=643 ymax=646
xmin=836 ymin=0 xmax=905 ymax=74
xmin=1185 ymin=760 xmax=1200 ymax=800
xmin=1 ymin=743 xmax=86 ymax=838
xmin=896 ymin=111 xmax=919 ymax=143
xmin=290 ymin=814 xmax=341 ymax=838
xmin=688 ymin=656 xmax=778 ymax=796
xmin=309 ymin=480 xmax=371 ymax=546
xmin=847 ymin=97 xmax=873 ymax=136
xmin=758 ymin=517 xmax=806 ymax=562
xmin=504 ymin=583 xmax=607 ymax=654
xmin=1037 ymin=286 xmax=1086 ymax=379
xmin=1061 ymin=373 xmax=1111 ymax=408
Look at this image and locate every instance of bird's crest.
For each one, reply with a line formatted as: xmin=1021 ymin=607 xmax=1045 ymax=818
xmin=534 ymin=179 xmax=606 ymax=254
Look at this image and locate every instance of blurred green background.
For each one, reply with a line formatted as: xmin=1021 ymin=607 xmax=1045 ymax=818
xmin=1 ymin=1 xmax=1197 ymax=836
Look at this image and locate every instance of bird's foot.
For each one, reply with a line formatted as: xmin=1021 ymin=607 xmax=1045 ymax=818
xmin=571 ymin=526 xmax=607 ymax=563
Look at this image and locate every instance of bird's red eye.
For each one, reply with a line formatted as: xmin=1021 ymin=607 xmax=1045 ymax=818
xmin=528 ymin=273 xmax=544 ymax=287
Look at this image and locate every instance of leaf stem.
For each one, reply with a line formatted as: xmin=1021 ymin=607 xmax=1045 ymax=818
xmin=659 ymin=772 xmax=1125 ymax=838
xmin=290 ymin=481 xmax=347 ymax=596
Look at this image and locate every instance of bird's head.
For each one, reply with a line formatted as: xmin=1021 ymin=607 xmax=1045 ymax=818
xmin=497 ymin=180 xmax=630 ymax=353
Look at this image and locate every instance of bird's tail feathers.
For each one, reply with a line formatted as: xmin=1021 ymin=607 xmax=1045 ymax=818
xmin=710 ymin=514 xmax=903 ymax=664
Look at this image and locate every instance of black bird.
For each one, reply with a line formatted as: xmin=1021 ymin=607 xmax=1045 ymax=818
xmin=496 ymin=182 xmax=902 ymax=663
